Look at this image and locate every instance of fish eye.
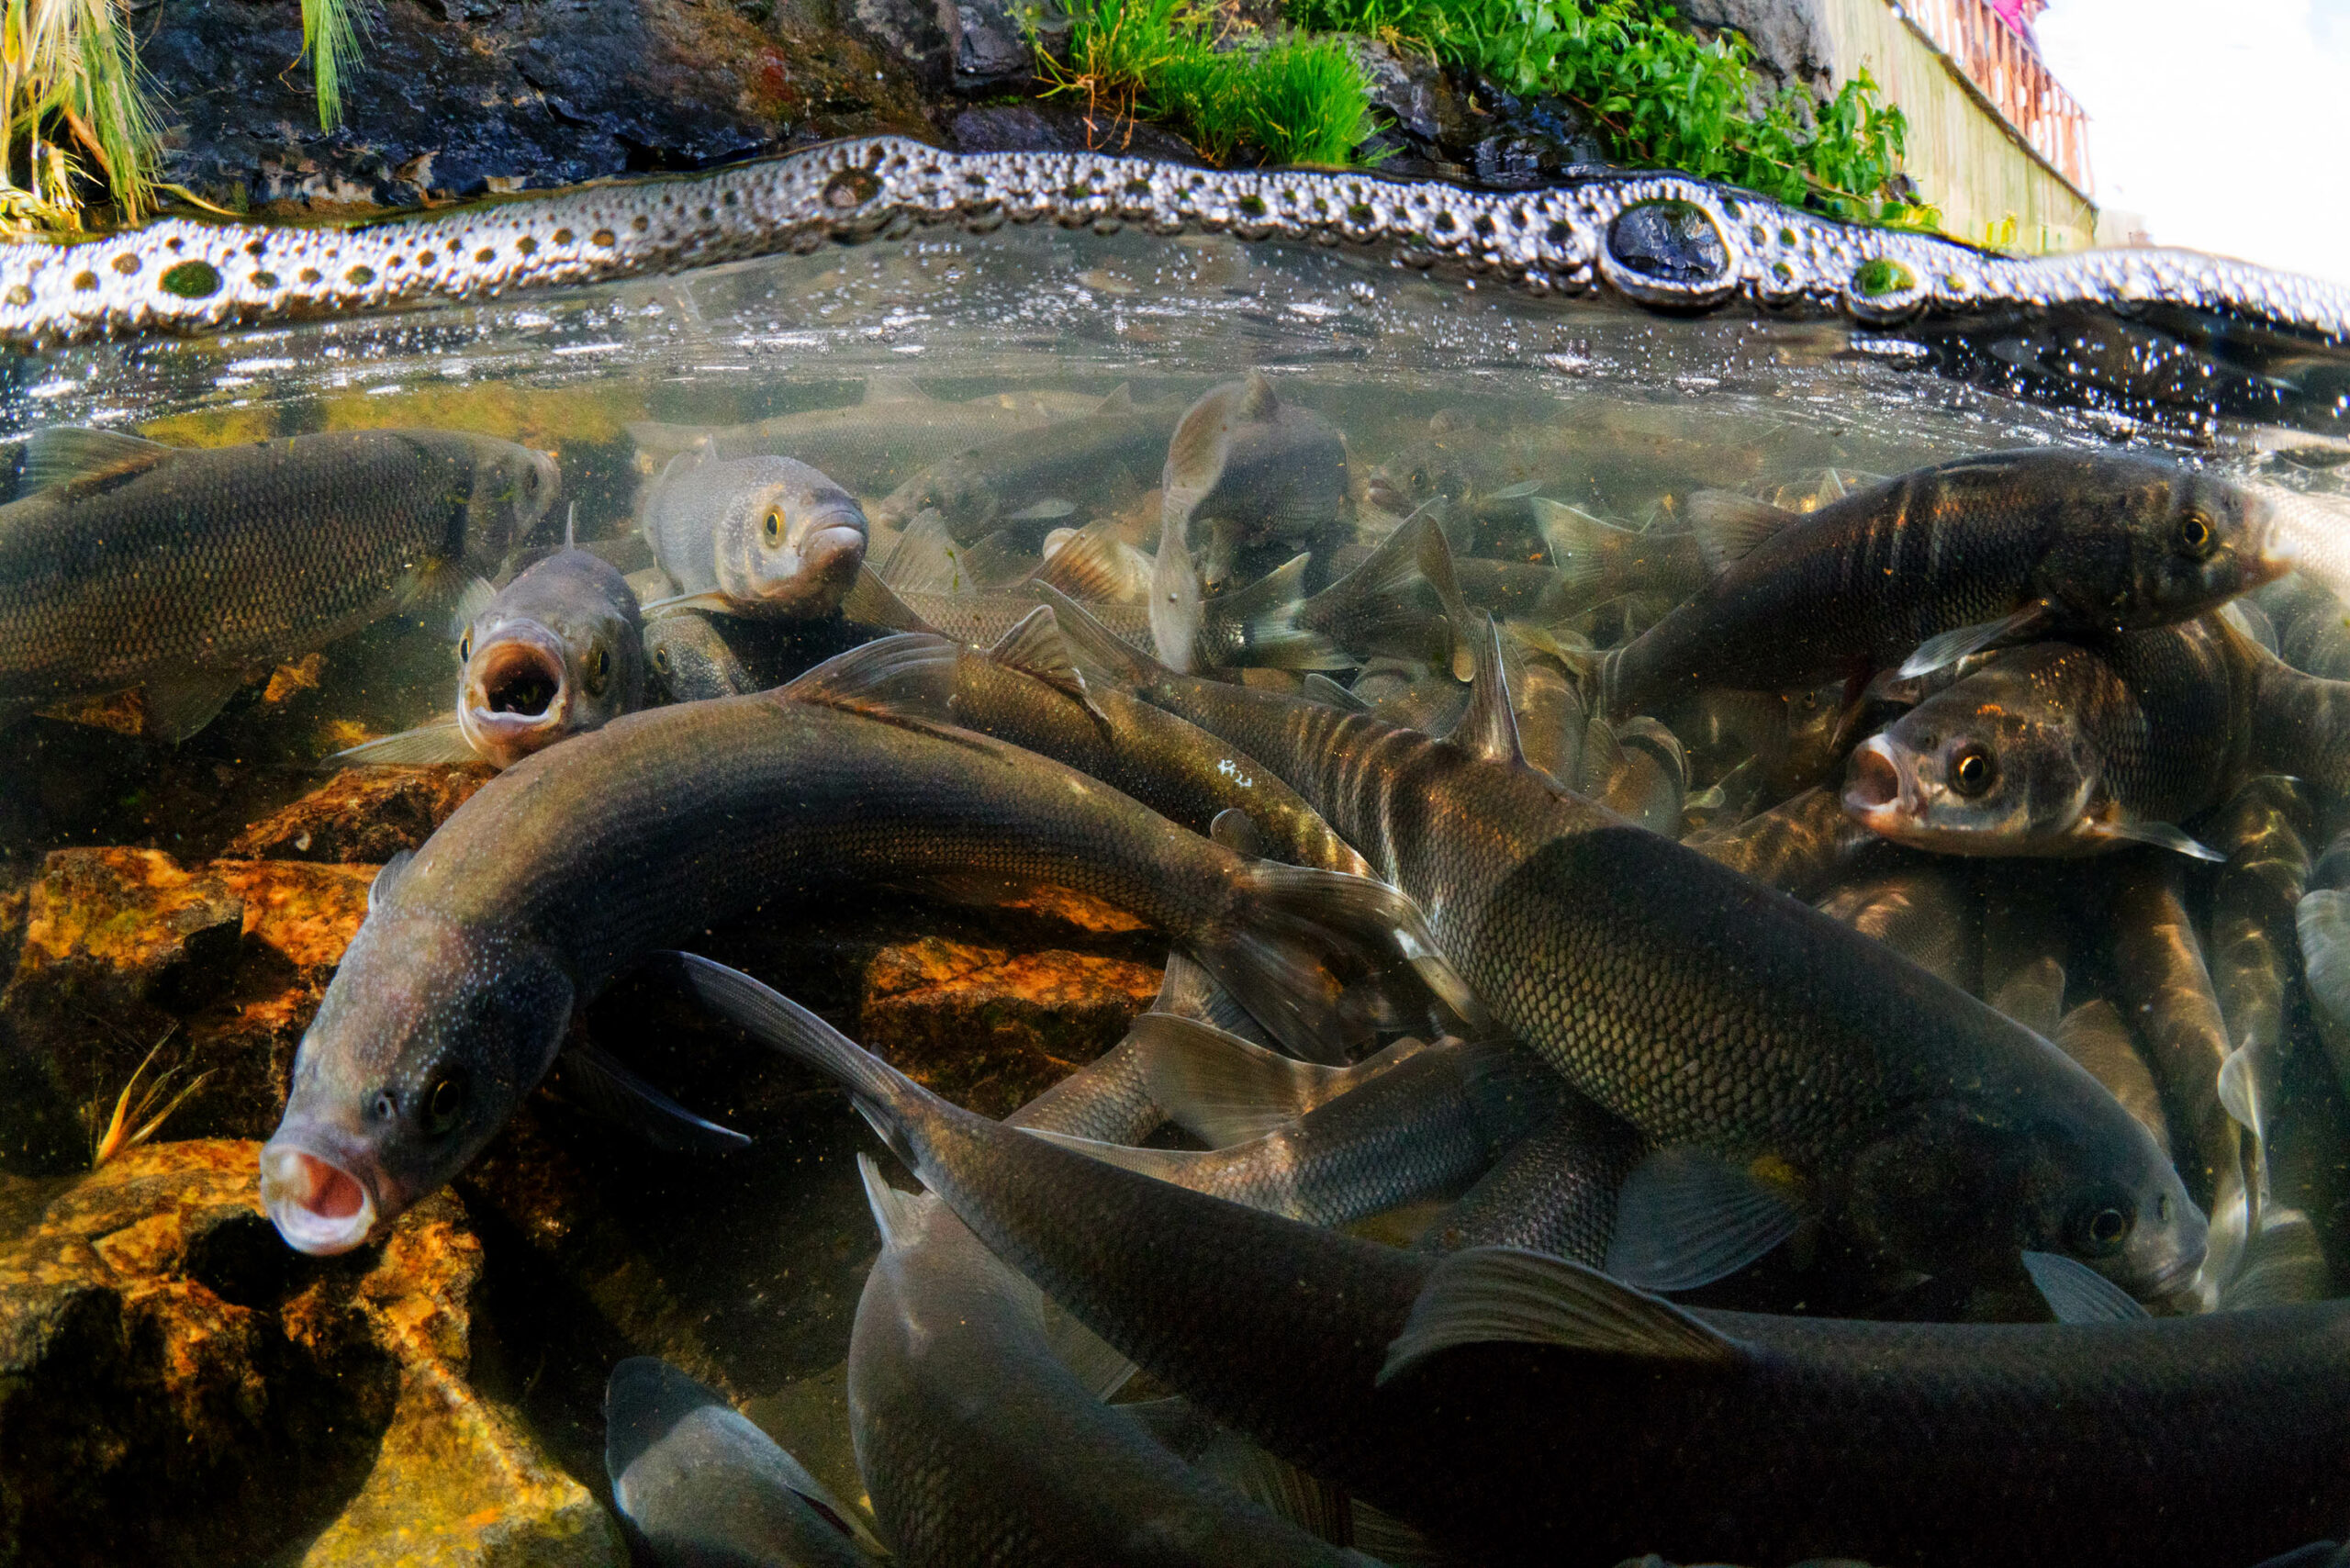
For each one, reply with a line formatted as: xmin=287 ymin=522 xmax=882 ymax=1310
xmin=371 ymin=1091 xmax=397 ymax=1124
xmin=1948 ymin=745 xmax=1997 ymax=798
xmin=652 ymin=644 xmax=671 ymax=675
xmin=584 ymin=644 xmax=610 ymax=696
xmin=2071 ymin=1197 xmax=2134 ymax=1257
xmin=423 ymin=1070 xmax=470 ymax=1136
xmin=458 ymin=632 xmax=471 ymax=662
xmin=2176 ymin=510 xmax=2215 ymax=558
xmin=762 ymin=506 xmax=786 ymax=545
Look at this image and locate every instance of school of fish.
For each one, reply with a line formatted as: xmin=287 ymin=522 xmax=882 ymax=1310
xmin=12 ymin=367 xmax=2350 ymax=1568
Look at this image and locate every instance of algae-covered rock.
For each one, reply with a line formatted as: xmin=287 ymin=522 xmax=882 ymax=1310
xmin=0 ymin=1138 xmax=620 ymax=1568
xmin=223 ymin=767 xmax=493 ymax=864
xmin=0 ymin=851 xmax=374 ymax=1170
xmin=860 ymin=937 xmax=1161 ymax=1116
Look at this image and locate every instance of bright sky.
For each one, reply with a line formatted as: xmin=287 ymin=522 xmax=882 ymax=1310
xmin=2035 ymin=0 xmax=2350 ymax=283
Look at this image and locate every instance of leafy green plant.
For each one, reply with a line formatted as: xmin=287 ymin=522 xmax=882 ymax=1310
xmin=1286 ymin=0 xmax=1932 ymax=224
xmin=1039 ymin=0 xmax=1378 ymax=167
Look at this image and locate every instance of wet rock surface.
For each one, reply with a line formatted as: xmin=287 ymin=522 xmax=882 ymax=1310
xmin=144 ymin=0 xmax=933 ymax=212
xmin=0 ymin=728 xmax=1174 ymax=1554
xmin=0 ymin=1138 xmax=618 ymax=1568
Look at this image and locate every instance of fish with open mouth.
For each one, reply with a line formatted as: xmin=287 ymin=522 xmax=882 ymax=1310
xmin=330 ymin=546 xmax=645 ymax=768
xmin=0 ymin=425 xmax=557 ymax=740
xmin=1843 ymin=611 xmax=2350 ymax=862
xmin=640 ymin=451 xmax=870 ymax=619
xmin=258 ymin=633 xmax=1462 ymax=1257
xmin=1036 ymin=515 xmax=2205 ymax=1305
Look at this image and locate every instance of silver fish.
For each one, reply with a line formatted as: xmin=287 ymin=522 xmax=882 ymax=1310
xmin=640 ymin=451 xmax=869 ymax=619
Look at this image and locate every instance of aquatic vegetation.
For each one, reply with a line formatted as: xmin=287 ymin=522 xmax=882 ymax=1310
xmin=88 ymin=1031 xmax=212 ymax=1168
xmin=0 ymin=0 xmax=158 ymax=231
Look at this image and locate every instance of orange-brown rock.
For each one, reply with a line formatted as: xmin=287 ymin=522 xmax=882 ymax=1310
xmin=0 ymin=1138 xmax=620 ymax=1568
xmin=0 ymin=851 xmax=375 ymax=1170
xmin=222 ymin=766 xmax=492 ymax=864
xmin=859 ymin=936 xmax=1161 ymax=1116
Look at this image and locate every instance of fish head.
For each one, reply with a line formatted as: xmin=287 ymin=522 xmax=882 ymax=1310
xmin=1842 ymin=666 xmax=2102 ymax=856
xmin=465 ymin=440 xmax=563 ymax=560
xmin=261 ymin=908 xmax=573 ymax=1255
xmin=1844 ymin=1094 xmax=2206 ymax=1301
xmin=711 ymin=466 xmax=870 ymax=617
xmin=455 ymin=554 xmax=646 ymax=767
xmin=874 ymin=458 xmax=992 ymax=535
xmin=643 ymin=612 xmax=750 ymax=702
xmin=2051 ymin=466 xmax=2285 ymax=623
xmin=1365 ymin=440 xmax=1477 ymax=517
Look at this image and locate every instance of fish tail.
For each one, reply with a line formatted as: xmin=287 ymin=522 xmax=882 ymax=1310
xmin=1204 ymin=554 xmax=1348 ymax=671
xmin=666 ymin=953 xmax=929 ymax=1171
xmin=1528 ymin=498 xmax=1633 ymax=600
xmin=1296 ymin=510 xmax=1453 ymax=668
xmin=1194 ymin=863 xmax=1481 ymax=1067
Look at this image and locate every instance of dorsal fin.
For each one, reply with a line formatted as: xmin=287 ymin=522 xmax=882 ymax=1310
xmin=1030 ymin=521 xmax=1126 ymax=600
xmin=877 ymin=510 xmax=974 ymax=597
xmin=778 ymin=632 xmax=960 ymax=721
xmin=957 ymin=529 xmax=1031 ymax=589
xmin=23 ymin=426 xmax=177 ymax=493
xmin=1302 ymin=673 xmax=1371 ymax=712
xmin=1237 ymin=371 xmax=1279 ymax=420
xmin=1403 ymin=510 xmax=1477 ymax=683
xmin=842 ymin=566 xmax=941 ymax=634
xmin=986 ymin=606 xmax=1107 ymax=722
xmin=1093 ymin=382 xmax=1136 ymax=414
xmin=563 ymin=500 xmax=576 ymax=550
xmin=1685 ymin=490 xmax=1800 ymax=576
xmin=1446 ymin=614 xmax=1527 ymax=768
xmin=1033 ymin=582 xmax=1162 ymax=687
xmin=1380 ymin=1247 xmax=1741 ymax=1384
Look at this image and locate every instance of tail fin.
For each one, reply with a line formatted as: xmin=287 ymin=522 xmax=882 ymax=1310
xmin=1149 ymin=948 xmax=1275 ymax=1047
xmin=1199 ymin=554 xmax=1347 ymax=672
xmin=1196 ymin=862 xmax=1482 ymax=1065
xmin=1032 ymin=520 xmax=1150 ymax=603
xmin=857 ymin=1150 xmax=934 ymax=1251
xmin=1295 ymin=509 xmax=1454 ymax=667
xmin=668 ymin=954 xmax=925 ymax=1170
xmin=1530 ymin=498 xmax=1636 ymax=600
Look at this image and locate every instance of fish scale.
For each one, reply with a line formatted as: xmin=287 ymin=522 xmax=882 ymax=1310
xmin=0 ymin=428 xmax=548 ymax=713
xmin=1603 ymin=449 xmax=2279 ymax=715
xmin=1051 ymin=614 xmax=2202 ymax=1294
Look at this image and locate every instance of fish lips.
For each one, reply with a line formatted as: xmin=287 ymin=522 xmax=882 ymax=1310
xmin=459 ymin=621 xmax=574 ymax=766
xmin=259 ymin=1123 xmax=399 ymax=1256
xmin=749 ymin=517 xmax=867 ymax=615
xmin=1842 ymin=734 xmax=1919 ymax=833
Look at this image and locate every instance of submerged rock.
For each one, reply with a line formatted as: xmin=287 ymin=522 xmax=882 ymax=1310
xmin=223 ymin=766 xmax=493 ymax=864
xmin=860 ymin=936 xmax=1161 ymax=1116
xmin=0 ymin=850 xmax=372 ymax=1170
xmin=0 ymin=1138 xmax=619 ymax=1567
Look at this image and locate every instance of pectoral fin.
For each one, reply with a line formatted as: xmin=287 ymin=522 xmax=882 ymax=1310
xmin=557 ymin=1038 xmax=751 ymax=1155
xmin=1897 ymin=600 xmax=2054 ymax=679
xmin=1603 ymin=1147 xmax=1803 ymax=1292
xmin=1380 ymin=1246 xmax=1741 ymax=1384
xmin=2020 ymin=1249 xmax=2150 ymax=1323
xmin=141 ymin=672 xmax=249 ymax=743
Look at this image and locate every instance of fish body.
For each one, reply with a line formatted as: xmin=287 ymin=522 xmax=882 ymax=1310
xmin=640 ymin=452 xmax=869 ymax=618
xmin=1041 ymin=1035 xmax=1566 ymax=1228
xmin=605 ymin=1358 xmax=884 ymax=1568
xmin=873 ymin=387 xmax=1176 ymax=540
xmin=627 ymin=379 xmax=1100 ymax=493
xmin=850 ymin=1170 xmax=1371 ymax=1568
xmin=0 ymin=426 xmax=556 ymax=738
xmin=1847 ymin=613 xmax=2350 ymax=859
xmin=643 ymin=609 xmax=755 ymax=702
xmin=1683 ymin=785 xmax=1881 ymax=896
xmin=1159 ymin=374 xmax=1352 ymax=591
xmin=1413 ymin=1094 xmax=1645 ymax=1265
xmin=260 ymin=635 xmax=1449 ymax=1255
xmin=1601 ymin=450 xmax=2285 ymax=717
xmin=1043 ymin=555 xmax=2203 ymax=1300
xmin=679 ymin=962 xmax=2350 ymax=1568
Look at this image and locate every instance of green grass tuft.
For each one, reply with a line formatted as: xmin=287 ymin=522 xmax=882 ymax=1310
xmin=1041 ymin=0 xmax=1380 ymax=168
xmin=302 ymin=0 xmax=370 ymax=132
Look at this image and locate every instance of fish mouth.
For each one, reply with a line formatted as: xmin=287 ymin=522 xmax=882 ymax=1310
xmin=2141 ymin=1246 xmax=2207 ymax=1305
xmin=1842 ymin=736 xmax=1915 ymax=828
xmin=755 ymin=518 xmax=867 ymax=612
xmin=460 ymin=623 xmax=570 ymax=763
xmin=258 ymin=1135 xmax=383 ymax=1256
